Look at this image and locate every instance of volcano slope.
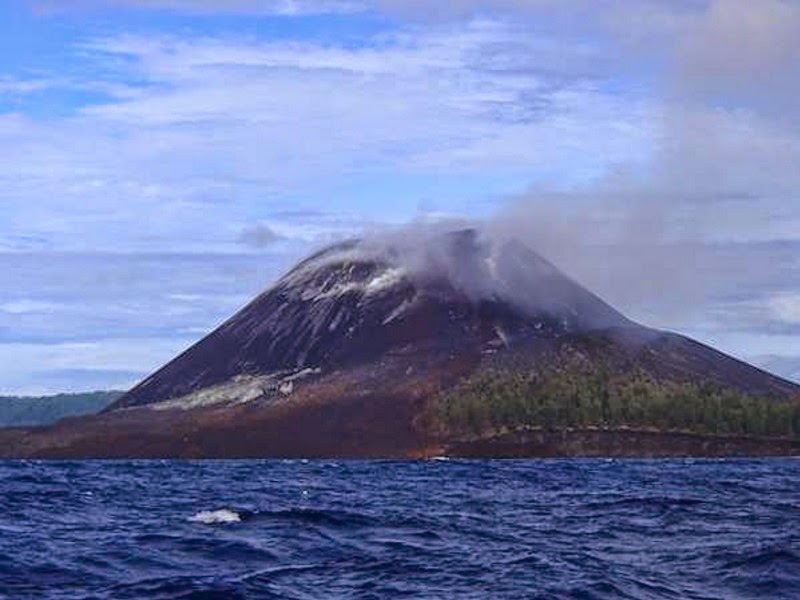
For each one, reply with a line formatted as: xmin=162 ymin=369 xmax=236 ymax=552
xmin=1 ymin=229 xmax=798 ymax=458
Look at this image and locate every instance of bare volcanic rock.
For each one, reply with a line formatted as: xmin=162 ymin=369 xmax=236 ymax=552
xmin=1 ymin=228 xmax=797 ymax=458
xmin=113 ymin=229 xmax=633 ymax=409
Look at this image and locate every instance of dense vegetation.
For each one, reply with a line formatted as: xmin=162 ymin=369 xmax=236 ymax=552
xmin=0 ymin=391 xmax=122 ymax=427
xmin=428 ymin=368 xmax=800 ymax=440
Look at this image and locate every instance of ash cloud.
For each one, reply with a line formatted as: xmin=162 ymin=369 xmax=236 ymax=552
xmin=239 ymin=223 xmax=283 ymax=249
xmin=485 ymin=191 xmax=735 ymax=326
xmin=355 ymin=211 xmax=692 ymax=324
xmin=347 ymin=190 xmax=797 ymax=340
xmin=304 ymin=220 xmax=630 ymax=331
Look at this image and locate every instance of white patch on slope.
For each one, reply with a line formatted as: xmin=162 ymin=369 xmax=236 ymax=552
xmin=382 ymin=298 xmax=415 ymax=325
xmin=328 ymin=307 xmax=346 ymax=331
xmin=302 ymin=280 xmax=362 ymax=301
xmin=299 ymin=267 xmax=406 ymax=302
xmin=493 ymin=324 xmax=510 ymax=348
xmin=147 ymin=368 xmax=321 ymax=411
xmin=148 ymin=374 xmax=269 ymax=411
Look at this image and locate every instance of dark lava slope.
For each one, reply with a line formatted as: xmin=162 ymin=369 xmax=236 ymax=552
xmin=113 ymin=229 xmax=635 ymax=409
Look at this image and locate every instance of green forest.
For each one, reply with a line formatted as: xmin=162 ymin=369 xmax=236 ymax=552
xmin=428 ymin=368 xmax=800 ymax=440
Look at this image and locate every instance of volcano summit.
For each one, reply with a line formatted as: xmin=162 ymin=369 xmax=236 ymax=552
xmin=2 ymin=229 xmax=798 ymax=458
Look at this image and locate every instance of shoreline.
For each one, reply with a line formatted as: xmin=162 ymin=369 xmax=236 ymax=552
xmin=1 ymin=425 xmax=796 ymax=459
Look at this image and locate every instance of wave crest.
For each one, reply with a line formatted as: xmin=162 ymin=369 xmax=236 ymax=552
xmin=189 ymin=509 xmax=242 ymax=524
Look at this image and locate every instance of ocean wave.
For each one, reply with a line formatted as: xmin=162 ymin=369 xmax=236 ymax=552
xmin=189 ymin=509 xmax=243 ymax=524
xmin=720 ymin=545 xmax=800 ymax=570
xmin=1 ymin=458 xmax=797 ymax=599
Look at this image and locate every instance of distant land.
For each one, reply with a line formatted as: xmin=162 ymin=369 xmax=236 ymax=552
xmin=0 ymin=229 xmax=797 ymax=458
xmin=0 ymin=391 xmax=122 ymax=428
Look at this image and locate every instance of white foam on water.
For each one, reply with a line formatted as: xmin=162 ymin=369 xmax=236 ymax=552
xmin=189 ymin=509 xmax=242 ymax=524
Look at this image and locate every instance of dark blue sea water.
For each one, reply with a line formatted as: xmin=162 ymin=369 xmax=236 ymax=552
xmin=0 ymin=459 xmax=798 ymax=600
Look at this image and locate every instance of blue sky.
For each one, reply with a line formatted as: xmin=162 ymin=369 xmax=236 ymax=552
xmin=1 ymin=0 xmax=799 ymax=394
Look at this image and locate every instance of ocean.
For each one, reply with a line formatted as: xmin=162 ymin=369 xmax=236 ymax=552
xmin=0 ymin=459 xmax=797 ymax=599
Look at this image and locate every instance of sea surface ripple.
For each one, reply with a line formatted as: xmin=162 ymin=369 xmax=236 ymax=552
xmin=0 ymin=459 xmax=798 ymax=599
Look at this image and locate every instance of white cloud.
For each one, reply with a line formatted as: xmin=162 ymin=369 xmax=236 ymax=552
xmin=0 ymin=77 xmax=55 ymax=95
xmin=751 ymin=354 xmax=800 ymax=383
xmin=685 ymin=330 xmax=800 ymax=364
xmin=3 ymin=339 xmax=189 ymax=372
xmin=672 ymin=0 xmax=800 ymax=114
xmin=377 ymin=1 xmax=800 ymax=119
xmin=5 ymin=3 xmax=797 ymax=257
xmin=31 ymin=0 xmax=362 ymax=16
xmin=770 ymin=293 xmax=800 ymax=324
xmin=0 ymin=338 xmax=194 ymax=395
xmin=0 ymin=300 xmax=62 ymax=315
xmin=0 ymin=20 xmax=653 ymax=253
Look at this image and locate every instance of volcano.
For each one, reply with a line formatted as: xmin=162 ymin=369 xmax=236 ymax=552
xmin=2 ymin=229 xmax=798 ymax=458
xmin=114 ymin=229 xmax=634 ymax=409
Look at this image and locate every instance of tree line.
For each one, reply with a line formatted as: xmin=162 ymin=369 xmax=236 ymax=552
xmin=429 ymin=368 xmax=800 ymax=440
